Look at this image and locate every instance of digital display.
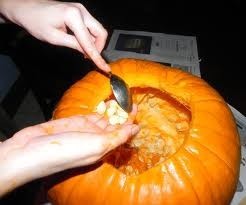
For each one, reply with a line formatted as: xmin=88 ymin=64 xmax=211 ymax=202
xmin=115 ymin=34 xmax=152 ymax=54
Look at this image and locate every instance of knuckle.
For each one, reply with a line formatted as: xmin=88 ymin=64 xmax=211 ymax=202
xmin=84 ymin=42 xmax=98 ymax=55
xmin=65 ymin=6 xmax=81 ymax=19
xmin=73 ymin=3 xmax=85 ymax=10
xmin=86 ymin=46 xmax=98 ymax=57
xmin=95 ymin=23 xmax=108 ymax=38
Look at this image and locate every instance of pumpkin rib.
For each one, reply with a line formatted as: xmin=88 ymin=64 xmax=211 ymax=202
xmin=194 ymin=110 xmax=226 ymax=127
xmin=119 ymin=176 xmax=131 ymax=204
xmin=188 ymin=125 xmax=239 ymax=165
xmin=163 ymin=159 xmax=200 ymax=204
xmin=102 ymin=171 xmax=118 ymax=204
xmin=166 ymin=70 xmax=197 ymax=88
xmin=62 ymin=87 xmax=102 ymax=100
xmin=187 ymin=81 xmax=220 ymax=91
xmin=58 ymin=96 xmax=98 ymax=105
xmin=56 ymin=96 xmax=87 ymax=102
xmin=177 ymin=149 xmax=217 ymax=204
xmin=194 ymin=99 xmax=232 ymax=111
xmin=186 ymin=145 xmax=237 ymax=205
xmin=189 ymin=90 xmax=222 ymax=103
xmin=186 ymin=83 xmax=212 ymax=90
xmin=190 ymin=121 xmax=236 ymax=142
xmin=165 ymin=159 xmax=185 ymax=186
xmin=71 ymin=82 xmax=108 ymax=96
xmin=63 ymin=177 xmax=83 ymax=205
xmin=106 ymin=172 xmax=128 ymax=204
xmin=141 ymin=170 xmax=166 ymax=204
xmin=189 ymin=124 xmax=238 ymax=146
xmin=136 ymin=61 xmax=163 ymax=79
xmin=188 ymin=140 xmax=236 ymax=177
xmin=174 ymin=77 xmax=205 ymax=87
xmin=192 ymin=98 xmax=226 ymax=106
xmin=55 ymin=99 xmax=90 ymax=110
xmin=173 ymin=156 xmax=201 ymax=204
xmin=70 ymin=86 xmax=97 ymax=96
xmin=71 ymin=80 xmax=101 ymax=89
xmin=73 ymin=177 xmax=93 ymax=205
xmin=190 ymin=117 xmax=240 ymax=146
xmin=123 ymin=182 xmax=137 ymax=204
xmin=192 ymin=112 xmax=237 ymax=144
xmin=170 ymin=73 xmax=197 ymax=87
xmin=191 ymin=108 xmax=233 ymax=130
xmin=118 ymin=59 xmax=126 ymax=74
xmin=182 ymin=149 xmax=218 ymax=204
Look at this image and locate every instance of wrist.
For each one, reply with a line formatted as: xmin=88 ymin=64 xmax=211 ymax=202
xmin=0 ymin=0 xmax=34 ymax=26
xmin=0 ymin=0 xmax=13 ymax=21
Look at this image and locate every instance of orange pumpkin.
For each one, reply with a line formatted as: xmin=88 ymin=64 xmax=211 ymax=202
xmin=48 ymin=58 xmax=240 ymax=205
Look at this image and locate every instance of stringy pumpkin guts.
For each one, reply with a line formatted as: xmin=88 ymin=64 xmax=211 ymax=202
xmin=95 ymin=88 xmax=191 ymax=176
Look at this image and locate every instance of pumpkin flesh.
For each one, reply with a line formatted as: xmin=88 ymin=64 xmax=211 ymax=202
xmin=105 ymin=87 xmax=190 ymax=176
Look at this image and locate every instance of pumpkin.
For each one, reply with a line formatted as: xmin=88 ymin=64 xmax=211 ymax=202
xmin=47 ymin=58 xmax=240 ymax=205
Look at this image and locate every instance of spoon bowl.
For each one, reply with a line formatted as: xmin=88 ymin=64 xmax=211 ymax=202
xmin=109 ymin=72 xmax=132 ymax=113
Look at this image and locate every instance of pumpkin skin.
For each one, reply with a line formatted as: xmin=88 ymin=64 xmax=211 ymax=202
xmin=48 ymin=58 xmax=240 ymax=205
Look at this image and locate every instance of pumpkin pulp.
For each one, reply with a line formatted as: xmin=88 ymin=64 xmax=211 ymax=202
xmin=105 ymin=87 xmax=191 ymax=176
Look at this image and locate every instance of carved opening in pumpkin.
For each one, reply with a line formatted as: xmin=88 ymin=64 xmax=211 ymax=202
xmin=104 ymin=87 xmax=191 ymax=176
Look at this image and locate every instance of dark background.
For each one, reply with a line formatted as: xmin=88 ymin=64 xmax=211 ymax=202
xmin=0 ymin=0 xmax=243 ymax=204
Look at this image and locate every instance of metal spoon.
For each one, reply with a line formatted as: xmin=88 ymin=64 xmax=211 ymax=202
xmin=109 ymin=72 xmax=132 ymax=113
xmin=98 ymin=55 xmax=132 ymax=112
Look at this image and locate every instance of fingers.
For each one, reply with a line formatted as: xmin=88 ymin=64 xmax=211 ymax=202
xmin=72 ymin=3 xmax=108 ymax=53
xmin=64 ymin=7 xmax=110 ymax=72
xmin=47 ymin=29 xmax=84 ymax=53
xmin=12 ymin=102 xmax=138 ymax=144
xmin=11 ymin=116 xmax=94 ymax=144
xmin=106 ymin=124 xmax=140 ymax=151
xmin=128 ymin=103 xmax=138 ymax=122
xmin=84 ymin=114 xmax=108 ymax=130
xmin=39 ymin=116 xmax=109 ymax=134
xmin=103 ymin=103 xmax=139 ymax=149
xmin=84 ymin=19 xmax=108 ymax=54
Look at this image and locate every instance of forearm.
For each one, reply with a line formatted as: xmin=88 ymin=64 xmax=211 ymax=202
xmin=0 ymin=154 xmax=27 ymax=197
xmin=0 ymin=140 xmax=39 ymax=198
xmin=0 ymin=133 xmax=95 ymax=197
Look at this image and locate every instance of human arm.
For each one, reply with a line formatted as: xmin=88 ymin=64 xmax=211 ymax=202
xmin=0 ymin=113 xmax=139 ymax=197
xmin=0 ymin=0 xmax=110 ymax=71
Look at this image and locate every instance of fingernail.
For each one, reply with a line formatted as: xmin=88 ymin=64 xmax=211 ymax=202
xmin=131 ymin=124 xmax=140 ymax=135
